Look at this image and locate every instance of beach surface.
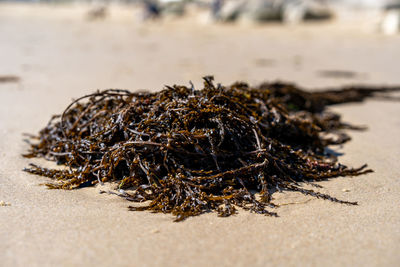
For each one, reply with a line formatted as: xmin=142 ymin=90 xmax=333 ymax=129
xmin=0 ymin=3 xmax=399 ymax=267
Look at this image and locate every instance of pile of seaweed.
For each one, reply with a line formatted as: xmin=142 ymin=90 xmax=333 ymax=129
xmin=23 ymin=77 xmax=399 ymax=221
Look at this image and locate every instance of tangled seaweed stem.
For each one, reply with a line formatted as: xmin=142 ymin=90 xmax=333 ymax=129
xmin=23 ymin=77 xmax=400 ymax=221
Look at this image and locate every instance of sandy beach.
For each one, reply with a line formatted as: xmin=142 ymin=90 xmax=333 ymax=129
xmin=1 ymin=3 xmax=400 ymax=266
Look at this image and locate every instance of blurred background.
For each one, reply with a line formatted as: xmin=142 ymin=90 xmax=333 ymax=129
xmin=0 ymin=0 xmax=399 ymax=98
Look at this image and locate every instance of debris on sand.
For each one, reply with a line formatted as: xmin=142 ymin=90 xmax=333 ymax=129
xmin=0 ymin=201 xmax=11 ymax=207
xmin=0 ymin=75 xmax=20 ymax=83
xmin=23 ymin=76 xmax=399 ymax=221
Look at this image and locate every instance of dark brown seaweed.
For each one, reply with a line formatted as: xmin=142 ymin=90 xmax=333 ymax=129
xmin=23 ymin=77 xmax=399 ymax=221
xmin=0 ymin=75 xmax=20 ymax=83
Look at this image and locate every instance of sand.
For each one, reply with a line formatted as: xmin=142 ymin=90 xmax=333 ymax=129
xmin=0 ymin=3 xmax=399 ymax=267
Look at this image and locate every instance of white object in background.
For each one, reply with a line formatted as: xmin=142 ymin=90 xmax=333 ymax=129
xmin=381 ymin=10 xmax=400 ymax=35
xmin=282 ymin=2 xmax=307 ymax=24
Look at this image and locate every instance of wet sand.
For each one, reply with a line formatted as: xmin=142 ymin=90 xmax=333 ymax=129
xmin=1 ymin=3 xmax=399 ymax=266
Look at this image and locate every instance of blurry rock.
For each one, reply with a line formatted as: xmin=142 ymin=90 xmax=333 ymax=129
xmin=335 ymin=0 xmax=400 ymax=9
xmin=282 ymin=1 xmax=307 ymax=24
xmin=141 ymin=0 xmax=161 ymax=21
xmin=219 ymin=0 xmax=332 ymax=24
xmin=300 ymin=0 xmax=332 ymax=20
xmin=285 ymin=1 xmax=332 ymax=24
xmin=87 ymin=6 xmax=108 ymax=21
xmin=211 ymin=0 xmax=224 ymax=20
xmin=219 ymin=0 xmax=247 ymax=22
xmin=241 ymin=0 xmax=281 ymax=22
xmin=160 ymin=0 xmax=186 ymax=17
